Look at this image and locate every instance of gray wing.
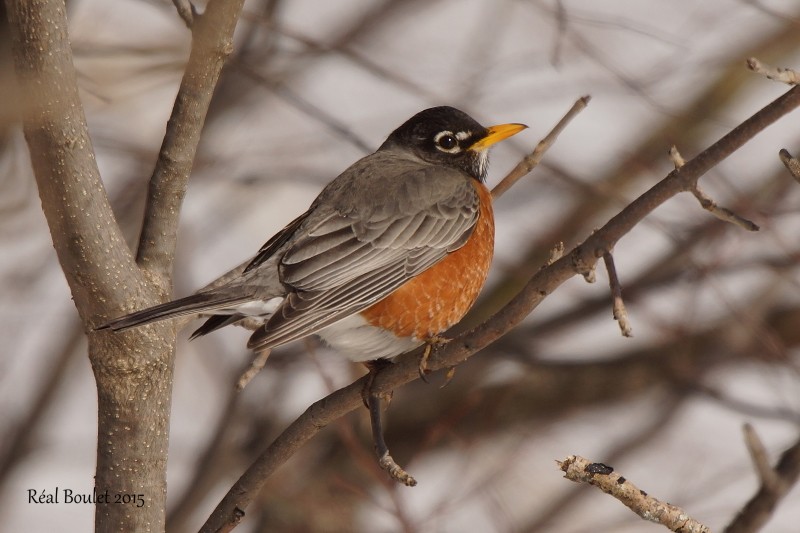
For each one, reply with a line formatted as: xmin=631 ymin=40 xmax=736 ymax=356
xmin=247 ymin=162 xmax=480 ymax=350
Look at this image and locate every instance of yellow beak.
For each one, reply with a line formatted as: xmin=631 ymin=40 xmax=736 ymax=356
xmin=469 ymin=123 xmax=527 ymax=150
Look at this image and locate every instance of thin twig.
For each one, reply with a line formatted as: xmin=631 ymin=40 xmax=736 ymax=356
xmin=199 ymin=85 xmax=800 ymax=533
xmin=724 ymin=433 xmax=800 ymax=533
xmin=779 ymin=148 xmax=800 ymax=183
xmin=747 ymin=57 xmax=800 ymax=85
xmin=690 ymin=185 xmax=760 ymax=231
xmin=673 ymin=145 xmax=759 ymax=231
xmin=603 ymin=251 xmax=633 ymax=337
xmin=525 ymin=394 xmax=684 ymax=531
xmin=491 ymin=95 xmax=591 ymax=199
xmin=743 ymin=424 xmax=785 ymax=493
xmin=558 ymin=455 xmax=711 ymax=533
xmin=236 ymin=349 xmax=271 ymax=391
xmin=669 ymin=145 xmax=686 ymax=168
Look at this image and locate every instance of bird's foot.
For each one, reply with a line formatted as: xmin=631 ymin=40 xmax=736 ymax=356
xmin=418 ymin=335 xmax=449 ymax=382
xmin=367 ymin=392 xmax=417 ymax=487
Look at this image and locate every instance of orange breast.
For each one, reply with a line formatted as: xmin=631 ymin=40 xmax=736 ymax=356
xmin=360 ymin=181 xmax=494 ymax=340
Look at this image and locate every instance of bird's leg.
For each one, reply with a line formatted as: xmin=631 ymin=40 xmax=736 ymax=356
xmin=362 ymin=360 xmax=417 ymax=487
xmin=418 ymin=335 xmax=450 ymax=382
xmin=361 ymin=359 xmax=393 ymax=408
xmin=366 ymin=391 xmax=418 ymax=487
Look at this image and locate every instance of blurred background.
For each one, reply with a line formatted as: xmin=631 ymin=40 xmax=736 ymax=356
xmin=2 ymin=0 xmax=800 ymax=531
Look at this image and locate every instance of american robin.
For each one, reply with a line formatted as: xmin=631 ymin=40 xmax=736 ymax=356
xmin=100 ymin=106 xmax=526 ymax=364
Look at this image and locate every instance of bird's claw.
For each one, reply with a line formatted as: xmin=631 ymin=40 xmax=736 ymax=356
xmin=418 ymin=335 xmax=449 ymax=382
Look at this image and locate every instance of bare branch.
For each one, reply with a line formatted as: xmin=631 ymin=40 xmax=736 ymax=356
xmin=200 ymin=86 xmax=800 ymax=532
xmin=779 ymin=148 xmax=800 ymax=183
xmin=4 ymin=1 xmax=193 ymax=530
xmin=5 ymin=0 xmax=145 ymax=323
xmin=603 ymin=251 xmax=633 ymax=337
xmin=690 ymin=184 xmax=760 ymax=231
xmin=672 ymin=145 xmax=759 ymax=231
xmin=525 ymin=394 xmax=684 ymax=531
xmin=558 ymin=455 xmax=711 ymax=533
xmin=236 ymin=349 xmax=271 ymax=391
xmin=743 ymin=424 xmax=785 ymax=493
xmin=747 ymin=57 xmax=800 ymax=85
xmin=724 ymin=433 xmax=800 ymax=533
xmin=492 ymin=95 xmax=591 ymax=199
xmin=136 ymin=0 xmax=246 ymax=293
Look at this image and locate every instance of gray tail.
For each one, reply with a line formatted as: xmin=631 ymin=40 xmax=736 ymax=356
xmin=188 ymin=314 xmax=245 ymax=340
xmin=97 ymin=291 xmax=252 ymax=332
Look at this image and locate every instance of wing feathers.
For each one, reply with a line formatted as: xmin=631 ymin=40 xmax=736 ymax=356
xmin=281 ymin=225 xmax=354 ymax=264
xmin=248 ymin=173 xmax=480 ymax=351
xmin=248 ymin=263 xmax=409 ymax=350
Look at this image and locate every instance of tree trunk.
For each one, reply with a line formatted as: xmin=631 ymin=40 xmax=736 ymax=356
xmin=5 ymin=0 xmax=176 ymax=529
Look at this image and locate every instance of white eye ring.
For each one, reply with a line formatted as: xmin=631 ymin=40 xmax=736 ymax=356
xmin=434 ymin=130 xmax=460 ymax=153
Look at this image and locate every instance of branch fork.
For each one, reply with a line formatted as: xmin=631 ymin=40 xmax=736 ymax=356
xmin=725 ymin=426 xmax=800 ymax=533
xmin=671 ymin=145 xmax=760 ymax=231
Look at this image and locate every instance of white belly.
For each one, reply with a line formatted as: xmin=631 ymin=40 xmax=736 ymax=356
xmin=316 ymin=313 xmax=422 ymax=362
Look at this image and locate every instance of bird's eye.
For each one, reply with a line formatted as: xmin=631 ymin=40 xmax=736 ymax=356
xmin=434 ymin=131 xmax=460 ymax=153
xmin=437 ymin=134 xmax=456 ymax=149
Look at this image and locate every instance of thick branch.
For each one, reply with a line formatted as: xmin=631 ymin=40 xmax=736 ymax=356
xmin=5 ymin=0 xmax=146 ymax=323
xmin=200 ymin=86 xmax=800 ymax=532
xmin=136 ymin=0 xmax=246 ymax=292
xmin=6 ymin=1 xmax=248 ymax=531
xmin=5 ymin=1 xmax=184 ymax=531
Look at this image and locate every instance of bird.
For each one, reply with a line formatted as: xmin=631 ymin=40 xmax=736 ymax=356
xmin=99 ymin=106 xmax=526 ymax=364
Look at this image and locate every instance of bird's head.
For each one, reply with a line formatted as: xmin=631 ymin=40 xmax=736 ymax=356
xmin=379 ymin=106 xmax=527 ymax=181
